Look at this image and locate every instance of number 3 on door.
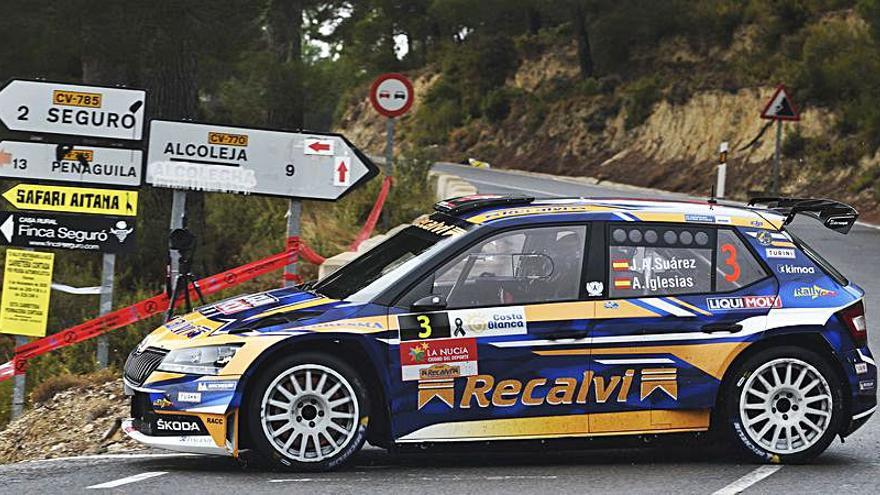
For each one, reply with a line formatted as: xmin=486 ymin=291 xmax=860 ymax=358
xmin=416 ymin=315 xmax=432 ymax=338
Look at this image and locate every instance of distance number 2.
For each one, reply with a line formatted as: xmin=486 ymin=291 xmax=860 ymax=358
xmin=416 ymin=315 xmax=432 ymax=338
xmin=720 ymin=243 xmax=741 ymax=283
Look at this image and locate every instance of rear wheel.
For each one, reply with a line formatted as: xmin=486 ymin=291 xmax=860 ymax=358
xmin=722 ymin=346 xmax=844 ymax=463
xmin=246 ymin=353 xmax=370 ymax=471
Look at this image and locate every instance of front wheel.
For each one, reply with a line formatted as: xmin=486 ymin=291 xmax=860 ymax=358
xmin=722 ymin=346 xmax=844 ymax=463
xmin=246 ymin=353 xmax=370 ymax=471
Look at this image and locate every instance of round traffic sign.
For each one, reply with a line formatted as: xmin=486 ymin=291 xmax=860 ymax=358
xmin=369 ymin=73 xmax=414 ymax=118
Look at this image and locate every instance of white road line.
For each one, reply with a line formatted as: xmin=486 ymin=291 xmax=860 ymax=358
xmin=463 ymin=177 xmax=566 ymax=197
xmin=711 ymin=465 xmax=783 ymax=495
xmin=87 ymin=471 xmax=168 ymax=489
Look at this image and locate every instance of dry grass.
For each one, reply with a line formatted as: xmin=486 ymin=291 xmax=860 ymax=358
xmin=30 ymin=368 xmax=117 ymax=405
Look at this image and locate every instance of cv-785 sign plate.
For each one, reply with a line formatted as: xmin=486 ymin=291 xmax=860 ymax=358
xmin=145 ymin=120 xmax=378 ymax=200
xmin=0 ymin=79 xmax=146 ymax=140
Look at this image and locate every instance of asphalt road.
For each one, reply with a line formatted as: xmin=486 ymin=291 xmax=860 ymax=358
xmin=2 ymin=163 xmax=878 ymax=494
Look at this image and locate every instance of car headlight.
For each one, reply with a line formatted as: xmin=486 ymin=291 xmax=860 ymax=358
xmin=157 ymin=344 xmax=243 ymax=375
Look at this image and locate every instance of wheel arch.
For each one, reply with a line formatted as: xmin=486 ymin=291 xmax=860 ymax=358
xmin=235 ymin=334 xmax=393 ymax=450
xmin=712 ymin=329 xmax=851 ymax=428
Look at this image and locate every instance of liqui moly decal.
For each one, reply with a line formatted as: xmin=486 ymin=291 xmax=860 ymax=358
xmin=706 ymin=295 xmax=783 ymax=311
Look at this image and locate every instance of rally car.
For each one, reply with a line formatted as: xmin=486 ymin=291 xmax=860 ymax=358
xmin=123 ymin=195 xmax=875 ymax=471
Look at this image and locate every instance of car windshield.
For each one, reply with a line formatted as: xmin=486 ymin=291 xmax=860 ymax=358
xmin=313 ymin=224 xmax=464 ymax=301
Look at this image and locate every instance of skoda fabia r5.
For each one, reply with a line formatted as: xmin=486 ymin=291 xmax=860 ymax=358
xmin=123 ymin=195 xmax=875 ymax=470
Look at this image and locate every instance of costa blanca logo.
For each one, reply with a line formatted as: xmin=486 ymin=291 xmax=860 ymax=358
xmin=706 ymin=295 xmax=782 ymax=311
xmin=448 ymin=307 xmax=527 ymax=337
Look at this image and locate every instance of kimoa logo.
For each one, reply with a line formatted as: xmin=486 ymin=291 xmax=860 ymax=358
xmin=417 ymin=369 xmax=678 ymax=409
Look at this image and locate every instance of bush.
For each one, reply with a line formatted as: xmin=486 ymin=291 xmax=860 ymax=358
xmin=624 ymin=76 xmax=664 ymax=129
xmin=782 ymin=129 xmax=806 ymax=158
xmin=30 ymin=368 xmax=116 ymax=404
xmin=480 ymin=87 xmax=516 ymax=123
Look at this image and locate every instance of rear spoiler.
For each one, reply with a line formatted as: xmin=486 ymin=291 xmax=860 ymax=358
xmin=748 ymin=197 xmax=859 ymax=234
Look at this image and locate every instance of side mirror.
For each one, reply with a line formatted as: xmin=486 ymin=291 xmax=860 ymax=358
xmin=411 ymin=294 xmax=447 ymax=311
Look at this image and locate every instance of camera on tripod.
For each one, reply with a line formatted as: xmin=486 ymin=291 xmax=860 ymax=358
xmin=165 ymin=228 xmax=205 ymax=321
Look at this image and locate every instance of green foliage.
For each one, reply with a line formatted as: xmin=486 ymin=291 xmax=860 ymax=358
xmin=481 ymin=87 xmax=518 ymax=123
xmin=782 ymin=129 xmax=807 ymax=158
xmin=623 ymin=76 xmax=664 ymax=129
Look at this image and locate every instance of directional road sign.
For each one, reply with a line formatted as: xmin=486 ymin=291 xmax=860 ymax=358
xmin=0 ymin=211 xmax=136 ymax=252
xmin=2 ymin=183 xmax=138 ymax=216
xmin=145 ymin=120 xmax=378 ymax=200
xmin=370 ymin=73 xmax=414 ymax=118
xmin=0 ymin=140 xmax=142 ymax=186
xmin=761 ymin=84 xmax=799 ymax=121
xmin=0 ymin=79 xmax=146 ymax=140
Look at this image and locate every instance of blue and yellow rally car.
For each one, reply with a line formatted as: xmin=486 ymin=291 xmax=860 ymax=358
xmin=123 ymin=195 xmax=875 ymax=470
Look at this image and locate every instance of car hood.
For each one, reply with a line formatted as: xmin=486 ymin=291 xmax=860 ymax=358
xmin=138 ymin=286 xmax=384 ymax=351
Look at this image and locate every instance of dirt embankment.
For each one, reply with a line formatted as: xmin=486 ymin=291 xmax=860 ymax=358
xmin=336 ymin=39 xmax=880 ymax=223
xmin=0 ymin=378 xmax=144 ymax=464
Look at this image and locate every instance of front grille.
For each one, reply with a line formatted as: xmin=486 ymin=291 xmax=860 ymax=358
xmin=124 ymin=347 xmax=168 ymax=386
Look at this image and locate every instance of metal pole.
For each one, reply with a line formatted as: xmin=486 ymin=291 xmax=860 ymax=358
xmin=773 ymin=120 xmax=782 ymax=195
xmin=381 ymin=117 xmax=394 ymax=229
xmin=717 ymin=141 xmax=729 ymax=199
xmin=283 ymin=199 xmax=302 ymax=287
xmin=95 ymin=253 xmax=115 ymax=368
xmin=169 ymin=190 xmax=187 ymax=280
xmin=11 ymin=336 xmax=26 ymax=420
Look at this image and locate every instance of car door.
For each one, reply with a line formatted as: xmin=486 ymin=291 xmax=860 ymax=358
xmin=388 ymin=223 xmax=595 ymax=443
xmin=586 ymin=222 xmax=775 ymax=435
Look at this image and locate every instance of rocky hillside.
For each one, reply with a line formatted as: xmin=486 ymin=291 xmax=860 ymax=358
xmin=336 ymin=21 xmax=880 ymax=222
xmin=0 ymin=377 xmax=143 ymax=463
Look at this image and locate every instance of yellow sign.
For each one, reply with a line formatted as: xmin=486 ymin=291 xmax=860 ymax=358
xmin=52 ymin=90 xmax=102 ymax=108
xmin=208 ymin=132 xmax=248 ymax=146
xmin=2 ymin=184 xmax=138 ymax=216
xmin=0 ymin=249 xmax=55 ymax=337
xmin=61 ymin=148 xmax=95 ymax=162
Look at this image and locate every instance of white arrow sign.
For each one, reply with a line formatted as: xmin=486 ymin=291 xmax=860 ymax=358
xmin=0 ymin=79 xmax=146 ymax=140
xmin=0 ymin=140 xmax=142 ymax=187
xmin=145 ymin=120 xmax=378 ymax=200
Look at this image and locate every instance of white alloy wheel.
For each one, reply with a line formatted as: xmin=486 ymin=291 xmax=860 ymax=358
xmin=259 ymin=364 xmax=359 ymax=463
xmin=738 ymin=358 xmax=834 ymax=455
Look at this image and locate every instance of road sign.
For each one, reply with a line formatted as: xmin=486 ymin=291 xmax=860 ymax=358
xmin=0 ymin=140 xmax=142 ymax=187
xmin=0 ymin=211 xmax=136 ymax=252
xmin=761 ymin=85 xmax=799 ymax=121
xmin=0 ymin=249 xmax=54 ymax=337
xmin=145 ymin=120 xmax=378 ymax=200
xmin=0 ymin=80 xmax=146 ymax=140
xmin=370 ymin=73 xmax=414 ymax=118
xmin=2 ymin=183 xmax=138 ymax=216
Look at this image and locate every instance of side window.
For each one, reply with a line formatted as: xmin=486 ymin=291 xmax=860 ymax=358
xmin=608 ymin=225 xmax=713 ymax=297
xmin=716 ymin=229 xmax=767 ymax=291
xmin=427 ymin=225 xmax=587 ymax=308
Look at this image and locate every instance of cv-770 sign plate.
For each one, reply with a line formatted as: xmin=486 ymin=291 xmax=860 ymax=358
xmin=145 ymin=120 xmax=379 ymax=200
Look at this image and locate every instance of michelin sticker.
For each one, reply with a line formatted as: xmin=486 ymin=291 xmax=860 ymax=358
xmin=446 ymin=306 xmax=528 ymax=338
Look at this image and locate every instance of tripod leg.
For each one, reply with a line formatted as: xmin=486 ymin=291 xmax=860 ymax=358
xmin=165 ymin=274 xmax=182 ymax=322
xmin=183 ymin=276 xmax=193 ymax=314
xmin=192 ymin=280 xmax=206 ymax=306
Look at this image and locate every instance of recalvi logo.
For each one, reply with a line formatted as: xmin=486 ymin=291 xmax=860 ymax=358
xmin=418 ymin=369 xmax=678 ymax=409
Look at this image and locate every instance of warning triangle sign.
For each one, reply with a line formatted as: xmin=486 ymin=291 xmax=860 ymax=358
xmin=761 ymin=85 xmax=800 ymax=121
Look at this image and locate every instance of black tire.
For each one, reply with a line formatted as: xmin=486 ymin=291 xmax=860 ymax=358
xmin=245 ymin=352 xmax=370 ymax=471
xmin=720 ymin=345 xmax=845 ymax=464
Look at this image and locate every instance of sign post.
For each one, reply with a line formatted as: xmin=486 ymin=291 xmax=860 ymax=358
xmin=0 ymin=80 xmax=146 ymax=141
xmin=370 ymin=73 xmax=414 ymax=227
xmin=760 ymin=84 xmax=800 ymax=195
xmin=717 ymin=141 xmax=728 ymax=199
xmin=145 ymin=120 xmax=378 ymax=290
xmin=0 ymin=78 xmax=146 ymax=372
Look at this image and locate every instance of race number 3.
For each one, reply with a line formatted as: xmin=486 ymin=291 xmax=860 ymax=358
xmin=398 ymin=313 xmax=451 ymax=341
xmin=720 ymin=243 xmax=741 ymax=283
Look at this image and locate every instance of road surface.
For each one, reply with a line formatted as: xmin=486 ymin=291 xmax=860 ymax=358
xmin=1 ymin=163 xmax=877 ymax=494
